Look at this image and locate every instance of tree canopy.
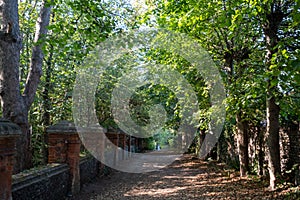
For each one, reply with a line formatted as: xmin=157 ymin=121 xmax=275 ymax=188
xmin=0 ymin=0 xmax=299 ymax=191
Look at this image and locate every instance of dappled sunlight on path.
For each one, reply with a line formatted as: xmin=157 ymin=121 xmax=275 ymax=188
xmin=113 ymin=148 xmax=182 ymax=173
xmin=74 ymin=154 xmax=298 ymax=200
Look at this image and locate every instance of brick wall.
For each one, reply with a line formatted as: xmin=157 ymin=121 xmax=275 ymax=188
xmin=0 ymin=119 xmax=21 ymax=200
xmin=12 ymin=156 xmax=102 ymax=200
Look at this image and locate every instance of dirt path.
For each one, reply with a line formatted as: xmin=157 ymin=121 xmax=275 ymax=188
xmin=74 ymin=154 xmax=298 ymax=200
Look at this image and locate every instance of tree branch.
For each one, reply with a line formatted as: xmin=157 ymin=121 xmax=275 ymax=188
xmin=23 ymin=0 xmax=52 ymax=108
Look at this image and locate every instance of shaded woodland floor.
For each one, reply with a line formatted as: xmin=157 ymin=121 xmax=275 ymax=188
xmin=74 ymin=154 xmax=300 ymax=200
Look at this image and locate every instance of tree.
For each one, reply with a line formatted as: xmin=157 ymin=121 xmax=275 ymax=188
xmin=26 ymin=0 xmax=129 ymax=165
xmin=148 ymin=0 xmax=263 ymax=177
xmin=145 ymin=0 xmax=299 ymax=188
xmin=0 ymin=0 xmax=52 ymax=172
xmin=253 ymin=0 xmax=298 ymax=189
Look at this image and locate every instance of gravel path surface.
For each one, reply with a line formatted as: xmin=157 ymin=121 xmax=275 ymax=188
xmin=73 ymin=154 xmax=297 ymax=200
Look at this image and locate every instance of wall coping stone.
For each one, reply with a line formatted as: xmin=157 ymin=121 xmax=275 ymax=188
xmin=0 ymin=118 xmax=21 ymax=137
xmin=46 ymin=120 xmax=77 ymax=134
xmin=77 ymin=125 xmax=107 ymax=134
xmin=12 ymin=163 xmax=69 ymax=192
xmin=107 ymin=127 xmax=120 ymax=134
xmin=12 ymin=155 xmax=96 ymax=193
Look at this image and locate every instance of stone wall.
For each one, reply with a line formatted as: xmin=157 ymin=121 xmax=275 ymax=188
xmin=80 ymin=156 xmax=100 ymax=185
xmin=12 ymin=156 xmax=100 ymax=200
xmin=230 ymin=122 xmax=300 ymax=179
xmin=12 ymin=164 xmax=69 ymax=200
xmin=281 ymin=122 xmax=300 ymax=185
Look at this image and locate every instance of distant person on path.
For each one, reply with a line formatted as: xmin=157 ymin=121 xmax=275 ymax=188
xmin=156 ymin=143 xmax=161 ymax=151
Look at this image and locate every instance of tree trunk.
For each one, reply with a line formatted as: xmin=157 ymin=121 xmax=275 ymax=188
xmin=23 ymin=0 xmax=52 ymax=108
xmin=40 ymin=44 xmax=54 ymax=165
xmin=236 ymin=113 xmax=249 ymax=177
xmin=262 ymin=6 xmax=284 ymax=190
xmin=0 ymin=0 xmax=29 ymax=172
xmin=266 ymin=96 xmax=281 ymax=189
xmin=0 ymin=0 xmax=52 ymax=172
xmin=196 ymin=129 xmax=206 ymax=158
xmin=42 ymin=51 xmax=53 ymax=127
xmin=257 ymin=125 xmax=265 ymax=176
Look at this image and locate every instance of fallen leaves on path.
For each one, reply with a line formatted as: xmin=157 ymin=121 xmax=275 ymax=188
xmin=74 ymin=154 xmax=300 ymax=200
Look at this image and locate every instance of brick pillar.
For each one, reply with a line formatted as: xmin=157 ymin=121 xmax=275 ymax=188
xmin=132 ymin=137 xmax=137 ymax=152
xmin=115 ymin=131 xmax=119 ymax=164
xmin=0 ymin=119 xmax=21 ymax=200
xmin=135 ymin=137 xmax=139 ymax=152
xmin=128 ymin=135 xmax=132 ymax=157
xmin=47 ymin=121 xmax=81 ymax=195
xmin=106 ymin=128 xmax=119 ymax=166
xmin=119 ymin=131 xmax=126 ymax=160
xmin=80 ymin=125 xmax=107 ymax=173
